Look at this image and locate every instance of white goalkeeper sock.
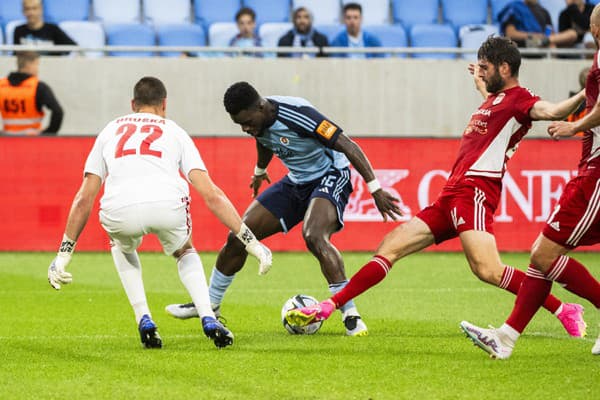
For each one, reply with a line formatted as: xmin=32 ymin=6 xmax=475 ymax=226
xmin=177 ymin=249 xmax=214 ymax=319
xmin=111 ymin=247 xmax=149 ymax=324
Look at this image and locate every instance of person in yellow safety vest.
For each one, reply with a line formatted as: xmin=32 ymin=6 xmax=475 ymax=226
xmin=0 ymin=51 xmax=63 ymax=135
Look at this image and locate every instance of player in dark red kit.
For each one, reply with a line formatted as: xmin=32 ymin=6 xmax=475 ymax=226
xmin=287 ymin=36 xmax=588 ymax=338
xmin=461 ymin=5 xmax=600 ymax=359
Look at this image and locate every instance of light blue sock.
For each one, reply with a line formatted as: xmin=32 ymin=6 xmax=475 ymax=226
xmin=208 ymin=267 xmax=235 ymax=307
xmin=329 ymin=280 xmax=358 ymax=316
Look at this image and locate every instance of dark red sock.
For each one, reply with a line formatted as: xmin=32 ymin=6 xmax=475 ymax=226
xmin=547 ymin=255 xmax=600 ymax=308
xmin=331 ymin=255 xmax=391 ymax=308
xmin=499 ymin=266 xmax=561 ymax=313
xmin=506 ymin=265 xmax=552 ymax=333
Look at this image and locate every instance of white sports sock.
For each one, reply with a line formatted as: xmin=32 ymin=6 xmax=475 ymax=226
xmin=177 ymin=249 xmax=214 ymax=319
xmin=111 ymin=247 xmax=149 ymax=324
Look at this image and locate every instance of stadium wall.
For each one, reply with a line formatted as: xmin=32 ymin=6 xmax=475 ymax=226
xmin=2 ymin=136 xmax=598 ymax=253
xmin=0 ymin=56 xmax=589 ymax=137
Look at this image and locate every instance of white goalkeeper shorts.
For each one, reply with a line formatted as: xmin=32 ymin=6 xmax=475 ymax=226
xmin=99 ymin=198 xmax=191 ymax=255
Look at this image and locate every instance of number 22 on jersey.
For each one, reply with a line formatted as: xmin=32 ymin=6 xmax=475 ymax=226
xmin=114 ymin=123 xmax=163 ymax=159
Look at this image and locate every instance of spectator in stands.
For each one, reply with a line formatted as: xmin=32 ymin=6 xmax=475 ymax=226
xmin=229 ymin=7 xmax=262 ymax=57
xmin=567 ymin=66 xmax=590 ymax=133
xmin=499 ymin=0 xmax=575 ymax=50
xmin=0 ymin=51 xmax=64 ymax=136
xmin=558 ymin=0 xmax=595 ymax=48
xmin=277 ymin=7 xmax=329 ymax=58
xmin=13 ymin=0 xmax=77 ymax=56
xmin=331 ymin=3 xmax=383 ymax=58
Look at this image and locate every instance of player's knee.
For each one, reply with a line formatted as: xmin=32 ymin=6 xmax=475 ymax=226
xmin=302 ymin=230 xmax=327 ymax=253
xmin=469 ymin=262 xmax=499 ymax=285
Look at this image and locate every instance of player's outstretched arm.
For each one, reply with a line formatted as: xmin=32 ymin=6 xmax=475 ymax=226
xmin=48 ymin=173 xmax=102 ymax=290
xmin=188 ymin=169 xmax=272 ymax=274
xmin=333 ymin=133 xmax=402 ymax=221
xmin=548 ymin=94 xmax=600 ymax=139
xmin=529 ymin=89 xmax=585 ymax=121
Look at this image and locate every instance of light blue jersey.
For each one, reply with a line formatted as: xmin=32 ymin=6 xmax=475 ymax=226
xmin=258 ymin=96 xmax=349 ymax=183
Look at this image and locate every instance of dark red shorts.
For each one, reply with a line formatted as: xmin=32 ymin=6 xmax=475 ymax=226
xmin=543 ymin=176 xmax=600 ymax=248
xmin=416 ymin=177 xmax=502 ymax=244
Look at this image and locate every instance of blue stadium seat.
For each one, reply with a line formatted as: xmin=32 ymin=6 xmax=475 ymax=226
xmin=44 ymin=0 xmax=90 ymax=23
xmin=5 ymin=19 xmax=25 ymax=44
xmin=292 ymin=0 xmax=341 ymax=25
xmin=143 ymin=0 xmax=191 ymax=25
xmin=590 ymin=0 xmax=600 ymax=4
xmin=59 ymin=21 xmax=105 ymax=58
xmin=490 ymin=0 xmax=515 ymax=23
xmin=208 ymin=21 xmax=238 ymax=56
xmin=459 ymin=24 xmax=500 ymax=60
xmin=539 ymin=0 xmax=565 ymax=31
xmin=342 ymin=0 xmax=390 ymax=25
xmin=441 ymin=0 xmax=487 ymax=29
xmin=243 ymin=0 xmax=289 ymax=25
xmin=313 ymin=24 xmax=344 ymax=44
xmin=392 ymin=0 xmax=439 ymax=29
xmin=105 ymin=23 xmax=155 ymax=57
xmin=0 ymin=0 xmax=22 ymax=26
xmin=94 ymin=0 xmax=141 ymax=24
xmin=364 ymin=24 xmax=408 ymax=57
xmin=258 ymin=22 xmax=292 ymax=48
xmin=195 ymin=0 xmax=240 ymax=28
xmin=156 ymin=24 xmax=206 ymax=57
xmin=409 ymin=24 xmax=457 ymax=59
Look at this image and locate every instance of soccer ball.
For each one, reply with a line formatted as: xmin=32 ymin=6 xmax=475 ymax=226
xmin=281 ymin=294 xmax=323 ymax=335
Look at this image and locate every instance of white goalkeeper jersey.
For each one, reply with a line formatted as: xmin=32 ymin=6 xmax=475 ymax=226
xmin=84 ymin=112 xmax=206 ymax=211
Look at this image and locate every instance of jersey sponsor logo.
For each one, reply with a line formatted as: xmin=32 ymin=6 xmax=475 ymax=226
xmin=316 ymin=120 xmax=337 ymax=139
xmin=492 ymin=92 xmax=505 ymax=106
xmin=280 ymin=137 xmax=289 ymax=145
xmin=472 ymin=108 xmax=491 ymax=117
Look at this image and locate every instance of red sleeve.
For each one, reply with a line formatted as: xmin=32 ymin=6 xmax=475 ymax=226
xmin=514 ymin=87 xmax=540 ymax=124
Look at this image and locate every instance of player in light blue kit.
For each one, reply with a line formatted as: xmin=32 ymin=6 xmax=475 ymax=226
xmin=166 ymin=82 xmax=401 ymax=335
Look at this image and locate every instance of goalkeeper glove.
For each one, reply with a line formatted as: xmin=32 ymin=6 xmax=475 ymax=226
xmin=236 ymin=223 xmax=273 ymax=275
xmin=48 ymin=234 xmax=76 ymax=290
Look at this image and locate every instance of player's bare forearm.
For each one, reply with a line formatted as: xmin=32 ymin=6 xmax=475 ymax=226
xmin=64 ymin=174 xmax=102 ymax=240
xmin=256 ymin=140 xmax=274 ymax=169
xmin=531 ymin=90 xmax=585 ymax=121
xmin=333 ymin=133 xmax=375 ymax=182
xmin=204 ymin=192 xmax=243 ymax=234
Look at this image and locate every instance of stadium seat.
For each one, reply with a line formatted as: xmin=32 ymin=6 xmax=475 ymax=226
xmin=539 ymin=0 xmax=565 ymax=32
xmin=258 ymin=22 xmax=292 ymax=48
xmin=292 ymin=0 xmax=341 ymax=25
xmin=0 ymin=0 xmax=22 ymax=26
xmin=459 ymin=24 xmax=500 ymax=60
xmin=364 ymin=24 xmax=408 ymax=57
xmin=195 ymin=0 xmax=240 ymax=29
xmin=409 ymin=24 xmax=458 ymax=59
xmin=441 ymin=0 xmax=488 ymax=29
xmin=58 ymin=21 xmax=105 ymax=58
xmin=243 ymin=0 xmax=289 ymax=25
xmin=104 ymin=23 xmax=155 ymax=57
xmin=5 ymin=19 xmax=25 ymax=45
xmin=341 ymin=0 xmax=390 ymax=25
xmin=313 ymin=24 xmax=344 ymax=44
xmin=491 ymin=0 xmax=515 ymax=23
xmin=94 ymin=0 xmax=141 ymax=24
xmin=44 ymin=0 xmax=90 ymax=23
xmin=156 ymin=24 xmax=206 ymax=57
xmin=143 ymin=0 xmax=191 ymax=25
xmin=207 ymin=22 xmax=238 ymax=56
xmin=392 ymin=0 xmax=439 ymax=29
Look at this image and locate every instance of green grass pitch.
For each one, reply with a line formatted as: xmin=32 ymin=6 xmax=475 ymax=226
xmin=1 ymin=251 xmax=598 ymax=399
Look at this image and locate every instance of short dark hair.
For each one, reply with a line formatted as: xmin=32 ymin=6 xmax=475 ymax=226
xmin=223 ymin=82 xmax=260 ymax=115
xmin=235 ymin=7 xmax=256 ymax=22
xmin=477 ymin=36 xmax=521 ymax=77
xmin=343 ymin=2 xmax=362 ymax=14
xmin=133 ymin=76 xmax=167 ymax=107
xmin=16 ymin=51 xmax=39 ymax=70
xmin=293 ymin=6 xmax=312 ymax=20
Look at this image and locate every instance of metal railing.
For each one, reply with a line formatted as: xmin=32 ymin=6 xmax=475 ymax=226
xmin=0 ymin=44 xmax=596 ymax=58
